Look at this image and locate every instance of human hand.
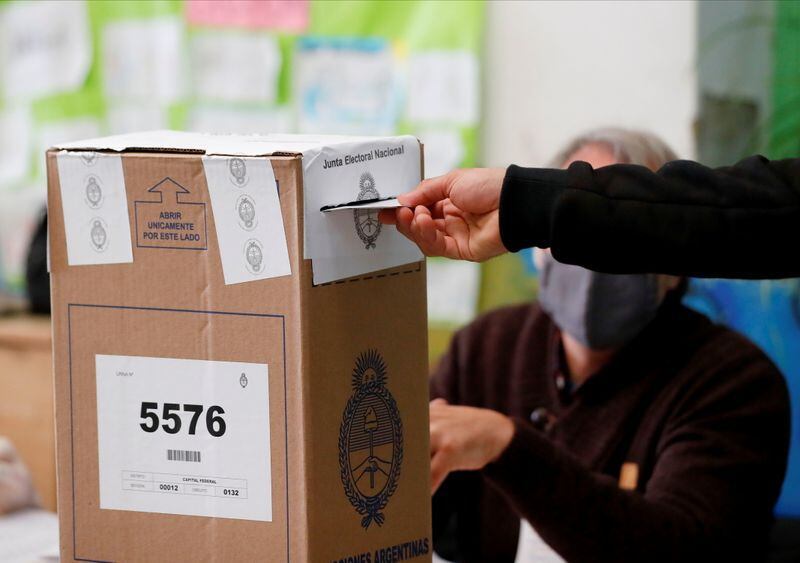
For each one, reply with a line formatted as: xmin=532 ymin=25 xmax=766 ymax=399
xmin=379 ymin=168 xmax=508 ymax=262
xmin=0 ymin=437 xmax=39 ymax=515
xmin=429 ymin=398 xmax=514 ymax=494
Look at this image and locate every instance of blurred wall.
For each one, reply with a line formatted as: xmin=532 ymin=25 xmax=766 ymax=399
xmin=482 ymin=0 xmax=698 ymax=166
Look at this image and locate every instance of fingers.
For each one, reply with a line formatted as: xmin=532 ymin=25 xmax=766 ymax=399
xmin=389 ymin=204 xmax=466 ymax=260
xmin=394 ymin=207 xmax=414 ymax=238
xmin=377 ymin=209 xmax=397 ymax=225
xmin=430 ymin=398 xmax=448 ymax=407
xmin=398 ymin=173 xmax=454 ymax=208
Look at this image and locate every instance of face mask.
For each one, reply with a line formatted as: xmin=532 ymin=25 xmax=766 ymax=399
xmin=537 ymin=253 xmax=662 ymax=349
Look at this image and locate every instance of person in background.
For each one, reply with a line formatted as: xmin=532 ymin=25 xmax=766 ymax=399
xmin=427 ymin=129 xmax=790 ymax=563
xmin=0 ymin=437 xmax=39 ymax=515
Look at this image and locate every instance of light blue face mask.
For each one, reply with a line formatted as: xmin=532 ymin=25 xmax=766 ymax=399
xmin=537 ymin=253 xmax=662 ymax=350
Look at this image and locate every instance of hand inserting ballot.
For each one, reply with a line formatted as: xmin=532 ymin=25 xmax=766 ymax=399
xmin=379 ymin=168 xmax=508 ymax=262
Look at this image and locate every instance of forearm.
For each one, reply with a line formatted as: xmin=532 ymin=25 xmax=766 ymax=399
xmin=483 ymin=419 xmax=713 ymax=563
xmin=499 ymin=156 xmax=800 ymax=278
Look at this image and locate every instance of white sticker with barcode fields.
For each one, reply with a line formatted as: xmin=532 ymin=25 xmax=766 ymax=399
xmin=95 ymin=354 xmax=272 ymax=522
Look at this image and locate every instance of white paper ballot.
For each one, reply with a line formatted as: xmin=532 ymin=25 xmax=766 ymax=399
xmin=407 ymin=51 xmax=479 ymax=125
xmin=190 ymin=31 xmax=281 ymax=104
xmin=321 ymin=197 xmax=402 ymax=212
xmin=56 ymin=151 xmax=133 ymax=266
xmin=0 ymin=0 xmax=91 ymax=99
xmin=203 ymin=156 xmax=291 ymax=285
xmin=101 ymin=18 xmax=185 ymax=102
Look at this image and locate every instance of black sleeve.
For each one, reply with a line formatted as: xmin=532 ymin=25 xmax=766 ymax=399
xmin=498 ymin=155 xmax=800 ymax=279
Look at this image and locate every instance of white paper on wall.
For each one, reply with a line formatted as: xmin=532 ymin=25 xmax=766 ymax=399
xmin=417 ymin=129 xmax=466 ymax=179
xmin=407 ymin=51 xmax=479 ymax=125
xmin=426 ymin=258 xmax=480 ymax=326
xmin=0 ymin=187 xmax=45 ymax=288
xmin=101 ymin=18 xmax=185 ymax=103
xmin=190 ymin=31 xmax=281 ymax=104
xmin=0 ymin=0 xmax=91 ymax=99
xmin=0 ymin=106 xmax=32 ymax=186
xmin=295 ymin=37 xmax=401 ymax=135
xmin=187 ymin=106 xmax=292 ymax=135
xmin=56 ymin=151 xmax=133 ymax=266
xmin=202 ymin=156 xmax=291 ymax=285
xmin=107 ymin=104 xmax=168 ymax=135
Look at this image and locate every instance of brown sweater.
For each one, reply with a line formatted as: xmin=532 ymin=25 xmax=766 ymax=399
xmin=430 ymin=300 xmax=790 ymax=563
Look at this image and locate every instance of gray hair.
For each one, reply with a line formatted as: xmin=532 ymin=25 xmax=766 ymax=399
xmin=551 ymin=127 xmax=679 ymax=170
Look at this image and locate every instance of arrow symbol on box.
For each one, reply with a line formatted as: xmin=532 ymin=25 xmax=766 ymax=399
xmin=146 ymin=177 xmax=192 ymax=204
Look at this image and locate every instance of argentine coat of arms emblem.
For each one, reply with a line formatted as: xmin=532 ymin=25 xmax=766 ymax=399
xmin=339 ymin=350 xmax=403 ymax=529
xmin=353 ymin=172 xmax=382 ymax=250
xmin=228 ymin=157 xmax=249 ymax=187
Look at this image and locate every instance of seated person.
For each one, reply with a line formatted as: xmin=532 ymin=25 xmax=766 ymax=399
xmin=429 ymin=128 xmax=790 ymax=563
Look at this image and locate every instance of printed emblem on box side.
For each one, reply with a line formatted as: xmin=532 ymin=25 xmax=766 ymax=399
xmin=90 ymin=217 xmax=109 ymax=252
xmin=228 ymin=157 xmax=249 ymax=188
xmin=84 ymin=174 xmax=104 ymax=209
xmin=339 ymin=350 xmax=403 ymax=529
xmin=79 ymin=152 xmax=98 ymax=167
xmin=236 ymin=194 xmax=257 ymax=231
xmin=244 ymin=238 xmax=264 ymax=274
xmin=353 ymin=172 xmax=382 ymax=250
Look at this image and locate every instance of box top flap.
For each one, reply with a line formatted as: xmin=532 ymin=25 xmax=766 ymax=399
xmin=53 ymin=130 xmax=413 ymax=157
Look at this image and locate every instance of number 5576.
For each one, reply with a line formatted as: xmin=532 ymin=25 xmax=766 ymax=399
xmin=140 ymin=402 xmax=227 ymax=437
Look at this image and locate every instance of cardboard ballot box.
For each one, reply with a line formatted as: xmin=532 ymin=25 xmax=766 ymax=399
xmin=46 ymin=132 xmax=431 ymax=562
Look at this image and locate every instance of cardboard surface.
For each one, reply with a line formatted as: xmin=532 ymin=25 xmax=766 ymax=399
xmin=47 ymin=137 xmax=431 ymax=562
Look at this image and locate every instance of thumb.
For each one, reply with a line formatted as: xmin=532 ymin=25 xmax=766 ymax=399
xmin=398 ymin=173 xmax=454 ymax=208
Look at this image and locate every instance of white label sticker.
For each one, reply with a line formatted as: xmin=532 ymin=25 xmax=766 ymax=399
xmin=95 ymin=355 xmax=272 ymax=522
xmin=203 ymin=156 xmax=291 ymax=285
xmin=302 ymin=137 xmax=423 ymax=283
xmin=302 ymin=136 xmax=422 ymax=260
xmin=56 ymin=152 xmax=133 ymax=266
